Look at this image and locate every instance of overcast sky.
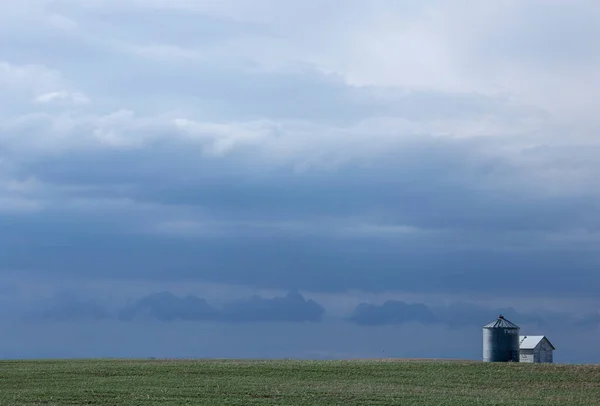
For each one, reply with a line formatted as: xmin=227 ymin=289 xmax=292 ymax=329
xmin=1 ymin=0 xmax=600 ymax=363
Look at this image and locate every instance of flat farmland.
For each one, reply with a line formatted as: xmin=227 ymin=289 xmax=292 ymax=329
xmin=1 ymin=359 xmax=599 ymax=405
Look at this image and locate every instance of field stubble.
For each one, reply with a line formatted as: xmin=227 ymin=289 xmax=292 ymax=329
xmin=0 ymin=359 xmax=599 ymax=405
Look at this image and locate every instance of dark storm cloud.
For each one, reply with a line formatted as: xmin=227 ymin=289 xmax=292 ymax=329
xmin=17 ymin=290 xmax=326 ymax=324
xmin=348 ymin=300 xmax=571 ymax=328
xmin=13 ymin=290 xmax=597 ymax=337
xmin=116 ymin=291 xmax=323 ymax=323
xmin=118 ymin=292 xmax=220 ymax=322
xmin=221 ymin=292 xmax=324 ymax=322
xmin=25 ymin=206 xmax=599 ymax=301
xmin=2 ymin=207 xmax=600 ymax=297
xmin=36 ymin=293 xmax=111 ymax=322
xmin=349 ymin=301 xmax=437 ymax=326
xmin=19 ymin=133 xmax=600 ymax=234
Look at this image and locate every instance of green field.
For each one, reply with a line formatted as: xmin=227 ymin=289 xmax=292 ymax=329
xmin=1 ymin=359 xmax=599 ymax=405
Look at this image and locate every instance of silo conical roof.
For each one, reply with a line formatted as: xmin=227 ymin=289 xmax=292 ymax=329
xmin=483 ymin=315 xmax=519 ymax=329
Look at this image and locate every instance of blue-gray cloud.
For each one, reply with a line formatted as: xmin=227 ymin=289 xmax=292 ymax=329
xmin=347 ymin=300 xmax=583 ymax=330
xmin=38 ymin=293 xmax=111 ymax=322
xmin=1 ymin=0 xmax=600 ymax=361
xmin=350 ymin=301 xmax=437 ymax=326
xmin=2 ymin=111 xmax=599 ymax=297
xmin=221 ymin=292 xmax=324 ymax=322
xmin=19 ymin=290 xmax=597 ymax=332
xmin=116 ymin=291 xmax=324 ymax=323
xmin=118 ymin=292 xmax=220 ymax=322
xmin=2 ymin=209 xmax=599 ymax=297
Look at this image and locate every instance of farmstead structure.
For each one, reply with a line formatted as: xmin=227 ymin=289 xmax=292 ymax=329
xmin=483 ymin=315 xmax=555 ymax=363
xmin=519 ymin=335 xmax=555 ymax=363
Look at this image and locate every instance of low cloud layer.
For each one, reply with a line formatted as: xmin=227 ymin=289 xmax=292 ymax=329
xmin=36 ymin=291 xmax=325 ymax=323
xmin=118 ymin=292 xmax=220 ymax=322
xmin=1 ymin=0 xmax=600 ymax=360
xmin=4 ymin=289 xmax=598 ymax=362
xmin=28 ymin=291 xmax=600 ymax=332
xmin=349 ymin=300 xmax=595 ymax=331
xmin=37 ymin=293 xmax=111 ymax=322
xmin=221 ymin=292 xmax=325 ymax=322
xmin=350 ymin=301 xmax=437 ymax=326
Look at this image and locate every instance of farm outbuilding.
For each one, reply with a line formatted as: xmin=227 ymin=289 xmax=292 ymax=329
xmin=482 ymin=315 xmax=520 ymax=362
xmin=519 ymin=335 xmax=555 ymax=363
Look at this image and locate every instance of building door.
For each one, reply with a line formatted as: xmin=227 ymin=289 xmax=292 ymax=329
xmin=538 ymin=347 xmax=546 ymax=363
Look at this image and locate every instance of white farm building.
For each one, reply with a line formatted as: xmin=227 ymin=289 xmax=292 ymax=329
xmin=519 ymin=335 xmax=555 ymax=363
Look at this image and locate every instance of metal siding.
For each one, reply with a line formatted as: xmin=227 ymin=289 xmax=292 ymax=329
xmin=520 ymin=335 xmax=556 ymax=351
xmin=519 ymin=337 xmax=554 ymax=363
xmin=540 ymin=339 xmax=554 ymax=363
xmin=519 ymin=335 xmax=545 ymax=350
xmin=484 ymin=317 xmax=520 ymax=329
xmin=483 ymin=322 xmax=520 ymax=362
xmin=534 ymin=348 xmax=540 ymax=363
xmin=520 ymin=349 xmax=534 ymax=363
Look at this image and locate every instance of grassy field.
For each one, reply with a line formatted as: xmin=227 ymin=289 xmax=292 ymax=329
xmin=1 ymin=359 xmax=599 ymax=405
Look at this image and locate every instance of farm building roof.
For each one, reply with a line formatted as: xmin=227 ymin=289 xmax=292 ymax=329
xmin=483 ymin=315 xmax=520 ymax=329
xmin=519 ymin=335 xmax=555 ymax=350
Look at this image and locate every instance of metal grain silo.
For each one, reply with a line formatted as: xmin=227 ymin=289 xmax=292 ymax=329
xmin=482 ymin=315 xmax=520 ymax=362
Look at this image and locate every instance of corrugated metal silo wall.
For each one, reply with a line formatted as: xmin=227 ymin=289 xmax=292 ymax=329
xmin=483 ymin=327 xmax=520 ymax=362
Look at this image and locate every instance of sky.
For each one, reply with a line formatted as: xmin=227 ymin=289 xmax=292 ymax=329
xmin=1 ymin=0 xmax=600 ymax=363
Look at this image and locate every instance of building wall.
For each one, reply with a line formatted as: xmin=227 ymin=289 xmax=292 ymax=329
xmin=533 ymin=348 xmax=541 ymax=363
xmin=520 ymin=339 xmax=554 ymax=363
xmin=520 ymin=349 xmax=534 ymax=363
xmin=483 ymin=327 xmax=520 ymax=362
xmin=538 ymin=339 xmax=554 ymax=363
